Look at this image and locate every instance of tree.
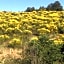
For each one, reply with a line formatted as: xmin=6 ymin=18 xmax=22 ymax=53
xmin=46 ymin=3 xmax=53 ymax=11
xmin=46 ymin=1 xmax=63 ymax=11
xmin=25 ymin=7 xmax=35 ymax=12
xmin=53 ymin=1 xmax=63 ymax=11
xmin=38 ymin=6 xmax=46 ymax=11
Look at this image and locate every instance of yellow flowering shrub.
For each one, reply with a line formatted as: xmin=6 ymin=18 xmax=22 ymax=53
xmin=0 ymin=35 xmax=10 ymax=43
xmin=54 ymin=39 xmax=63 ymax=44
xmin=23 ymin=30 xmax=32 ymax=35
xmin=30 ymin=36 xmax=38 ymax=41
xmin=8 ymin=38 xmax=21 ymax=47
xmin=0 ymin=10 xmax=63 ymax=46
xmin=38 ymin=28 xmax=50 ymax=34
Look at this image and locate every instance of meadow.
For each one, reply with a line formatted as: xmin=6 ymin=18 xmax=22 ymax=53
xmin=0 ymin=11 xmax=64 ymax=64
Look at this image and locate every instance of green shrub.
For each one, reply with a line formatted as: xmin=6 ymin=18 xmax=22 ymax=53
xmin=23 ymin=34 xmax=64 ymax=64
xmin=58 ymin=26 xmax=64 ymax=34
xmin=21 ymin=58 xmax=31 ymax=64
xmin=38 ymin=34 xmax=64 ymax=64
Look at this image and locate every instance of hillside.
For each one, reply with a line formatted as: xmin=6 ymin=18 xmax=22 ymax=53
xmin=0 ymin=11 xmax=64 ymax=64
xmin=0 ymin=11 xmax=64 ymax=45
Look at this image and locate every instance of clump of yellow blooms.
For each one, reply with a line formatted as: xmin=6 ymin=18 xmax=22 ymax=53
xmin=30 ymin=36 xmax=38 ymax=41
xmin=38 ymin=28 xmax=50 ymax=34
xmin=0 ymin=35 xmax=10 ymax=39
xmin=54 ymin=39 xmax=63 ymax=44
xmin=23 ymin=30 xmax=32 ymax=35
xmin=9 ymin=38 xmax=21 ymax=46
xmin=0 ymin=11 xmax=64 ymax=46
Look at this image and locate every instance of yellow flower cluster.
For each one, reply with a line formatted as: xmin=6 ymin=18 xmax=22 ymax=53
xmin=0 ymin=11 xmax=64 ymax=45
xmin=30 ymin=36 xmax=38 ymax=41
xmin=9 ymin=38 xmax=21 ymax=46
xmin=54 ymin=39 xmax=63 ymax=44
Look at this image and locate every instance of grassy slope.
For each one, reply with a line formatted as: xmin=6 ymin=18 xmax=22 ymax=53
xmin=0 ymin=11 xmax=64 ymax=62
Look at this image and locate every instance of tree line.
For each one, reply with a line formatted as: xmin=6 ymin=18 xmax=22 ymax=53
xmin=25 ymin=1 xmax=63 ymax=12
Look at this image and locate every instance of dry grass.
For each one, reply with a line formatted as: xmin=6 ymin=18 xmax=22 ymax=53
xmin=0 ymin=47 xmax=22 ymax=60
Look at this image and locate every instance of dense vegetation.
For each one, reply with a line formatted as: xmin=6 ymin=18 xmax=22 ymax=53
xmin=0 ymin=1 xmax=64 ymax=64
xmin=25 ymin=1 xmax=63 ymax=12
xmin=0 ymin=10 xmax=64 ymax=64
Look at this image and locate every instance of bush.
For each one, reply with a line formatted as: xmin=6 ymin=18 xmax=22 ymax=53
xmin=21 ymin=58 xmax=31 ymax=64
xmin=58 ymin=26 xmax=64 ymax=34
xmin=38 ymin=34 xmax=64 ymax=64
xmin=0 ymin=35 xmax=10 ymax=44
xmin=8 ymin=38 xmax=21 ymax=48
xmin=22 ymin=34 xmax=64 ymax=64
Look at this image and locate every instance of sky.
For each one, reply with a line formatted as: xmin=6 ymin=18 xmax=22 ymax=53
xmin=0 ymin=0 xmax=64 ymax=11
